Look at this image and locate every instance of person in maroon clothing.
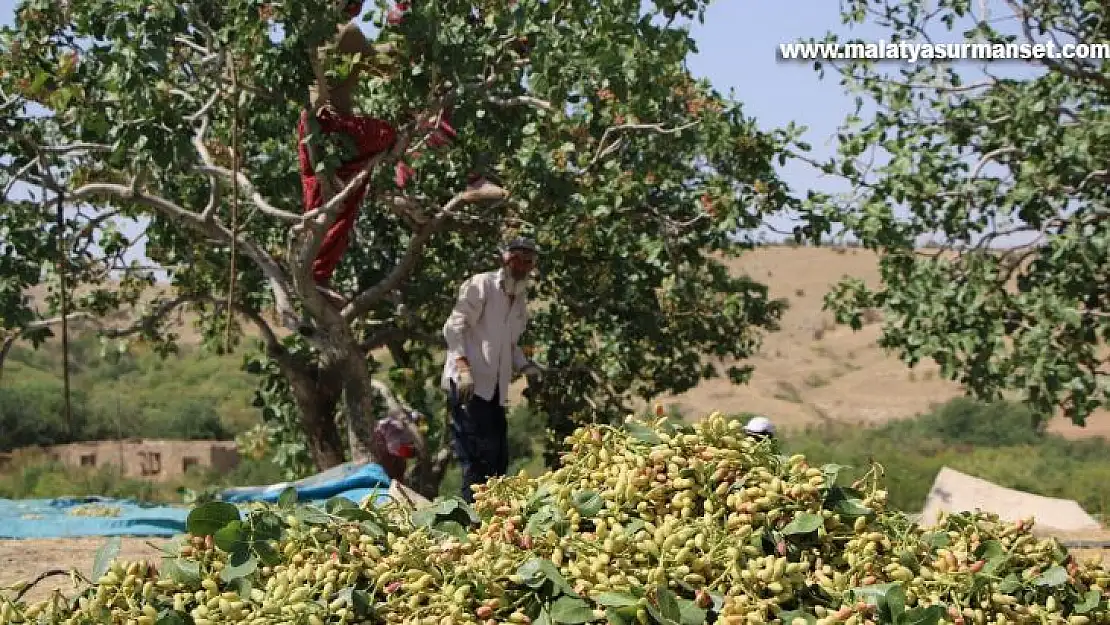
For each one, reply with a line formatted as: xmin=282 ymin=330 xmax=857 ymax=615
xmin=294 ymin=0 xmax=504 ymax=319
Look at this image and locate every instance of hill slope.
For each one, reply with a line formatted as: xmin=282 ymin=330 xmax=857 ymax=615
xmin=13 ymin=247 xmax=1110 ymax=440
xmin=663 ymin=246 xmax=1109 ymax=440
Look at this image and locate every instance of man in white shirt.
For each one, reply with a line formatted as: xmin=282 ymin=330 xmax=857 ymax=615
xmin=441 ymin=237 xmax=544 ymax=502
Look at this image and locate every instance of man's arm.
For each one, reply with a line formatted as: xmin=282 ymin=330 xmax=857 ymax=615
xmin=442 ymin=277 xmax=484 ymax=364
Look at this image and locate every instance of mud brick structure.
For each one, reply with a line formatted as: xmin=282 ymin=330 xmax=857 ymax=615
xmin=18 ymin=439 xmax=240 ymax=481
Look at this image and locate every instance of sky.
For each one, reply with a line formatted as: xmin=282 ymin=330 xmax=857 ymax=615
xmin=0 ymin=0 xmax=1035 ymax=257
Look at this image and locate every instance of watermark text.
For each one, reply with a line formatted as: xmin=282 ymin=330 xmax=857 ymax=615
xmin=779 ymin=40 xmax=1110 ymax=62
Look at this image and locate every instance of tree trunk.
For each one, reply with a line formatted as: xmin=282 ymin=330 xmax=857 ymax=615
xmin=340 ymin=352 xmax=386 ymax=465
xmin=283 ymin=356 xmax=346 ymax=470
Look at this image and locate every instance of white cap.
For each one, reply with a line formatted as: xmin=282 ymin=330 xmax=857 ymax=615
xmin=744 ymin=416 xmax=775 ymax=436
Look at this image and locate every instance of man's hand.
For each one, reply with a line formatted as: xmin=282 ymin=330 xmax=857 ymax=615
xmin=455 ymin=357 xmax=474 ymax=402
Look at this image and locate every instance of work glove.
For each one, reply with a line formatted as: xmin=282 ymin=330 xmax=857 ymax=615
xmin=455 ymin=358 xmax=475 ymax=403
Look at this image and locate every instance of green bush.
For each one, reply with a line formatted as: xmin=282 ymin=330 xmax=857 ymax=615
xmin=887 ymin=397 xmax=1044 ymax=447
xmin=782 ymin=397 xmax=1110 ymax=518
xmin=0 ymin=338 xmax=257 ymax=451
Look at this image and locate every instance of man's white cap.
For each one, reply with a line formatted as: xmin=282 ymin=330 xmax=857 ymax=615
xmin=744 ymin=416 xmax=775 ymax=436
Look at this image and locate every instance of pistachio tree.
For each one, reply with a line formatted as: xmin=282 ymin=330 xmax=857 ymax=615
xmin=0 ymin=0 xmax=807 ymax=495
xmin=809 ymin=0 xmax=1110 ymax=426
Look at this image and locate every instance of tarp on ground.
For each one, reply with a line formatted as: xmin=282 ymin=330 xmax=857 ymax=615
xmin=218 ymin=461 xmax=391 ymax=504
xmin=0 ymin=496 xmax=190 ymax=539
xmin=0 ymin=462 xmax=393 ymax=539
xmin=919 ymin=466 xmax=1102 ymax=533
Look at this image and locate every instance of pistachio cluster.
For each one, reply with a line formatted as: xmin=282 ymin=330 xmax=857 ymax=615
xmin=2 ymin=412 xmax=1107 ymax=625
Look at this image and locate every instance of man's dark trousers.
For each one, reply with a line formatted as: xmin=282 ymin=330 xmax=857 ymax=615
xmin=448 ymin=382 xmax=509 ymax=503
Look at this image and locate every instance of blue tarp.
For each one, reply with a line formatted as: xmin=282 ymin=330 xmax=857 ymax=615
xmin=0 ymin=462 xmax=393 ymax=539
xmin=219 ymin=461 xmax=391 ymax=504
xmin=0 ymin=496 xmax=191 ymax=539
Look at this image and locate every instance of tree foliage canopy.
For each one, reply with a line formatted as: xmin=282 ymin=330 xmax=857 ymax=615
xmin=0 ymin=0 xmax=808 ymax=486
xmin=811 ymin=0 xmax=1110 ymax=426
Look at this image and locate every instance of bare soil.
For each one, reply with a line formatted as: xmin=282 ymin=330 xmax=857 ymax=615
xmin=0 ymin=537 xmax=167 ymax=605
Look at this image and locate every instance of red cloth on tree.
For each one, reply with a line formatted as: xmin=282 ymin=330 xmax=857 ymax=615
xmin=392 ymin=106 xmax=458 ymax=189
xmin=297 ymin=108 xmax=396 ymax=283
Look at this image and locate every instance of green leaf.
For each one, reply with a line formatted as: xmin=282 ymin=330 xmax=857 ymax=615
xmin=571 ymin=490 xmax=604 ymax=517
xmin=849 ymin=582 xmax=903 ymax=616
xmin=778 ymin=610 xmax=816 ymax=625
xmin=351 ymin=589 xmax=374 ymax=618
xmin=625 ymin=422 xmax=661 ymax=444
xmin=781 ymin=512 xmax=824 ymax=535
xmin=517 ymin=558 xmax=576 ymax=596
xmin=1033 ymin=565 xmax=1068 ymax=587
xmin=294 ymin=505 xmax=331 ymax=525
xmin=825 ymin=486 xmax=872 ymax=517
xmin=254 ymin=541 xmax=282 ymax=567
xmin=155 ymin=610 xmax=194 ymax=625
xmin=549 ymin=596 xmax=595 ymax=623
xmin=997 ymin=574 xmax=1021 ymax=594
xmin=213 ymin=520 xmax=248 ymax=554
xmin=526 ymin=505 xmax=569 ymax=537
xmin=360 ymin=520 xmax=386 ymax=538
xmin=219 ymin=550 xmax=257 ymax=582
xmin=251 ymin=512 xmax=284 ymax=542
xmin=896 ymin=604 xmax=945 ymax=625
xmin=325 ymin=497 xmax=359 ymax=513
xmin=922 ymin=532 xmax=949 ymax=549
xmin=1075 ymin=589 xmax=1101 ymax=614
xmin=821 ymin=463 xmax=851 ymax=487
xmin=624 ymin=519 xmax=647 ymax=537
xmin=885 ymin=583 xmax=906 ymax=618
xmin=677 ymin=598 xmax=708 ymax=625
xmin=91 ymin=536 xmax=121 ymax=579
xmin=432 ymin=520 xmax=469 ymax=541
xmin=186 ymin=502 xmax=241 ymax=537
xmin=974 ymin=540 xmax=1005 ymax=560
xmin=646 ymin=585 xmax=681 ymax=624
xmin=605 ymin=606 xmax=636 ymax=625
xmin=277 ymin=487 xmax=298 ymax=509
xmin=232 ymin=576 xmax=252 ymax=598
xmin=162 ymin=557 xmax=201 ymax=586
xmin=596 ymin=592 xmax=638 ymax=607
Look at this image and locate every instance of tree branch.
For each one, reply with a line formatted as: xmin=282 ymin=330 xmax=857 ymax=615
xmin=359 ymin=326 xmax=440 ymax=352
xmin=191 ymin=117 xmax=300 ymax=221
xmin=969 ymin=146 xmax=1020 ymax=180
xmin=487 ymin=94 xmax=554 ymax=111
xmin=1003 ymin=0 xmax=1110 ymax=91
xmin=589 ymin=121 xmax=699 ymax=168
xmin=342 ymin=188 xmax=480 ymax=321
xmin=69 ymin=182 xmax=291 ymax=295
xmin=196 ymin=165 xmax=301 ymax=221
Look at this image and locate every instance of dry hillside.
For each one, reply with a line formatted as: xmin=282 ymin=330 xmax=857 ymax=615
xmin=16 ymin=246 xmax=1110 ymax=440
xmin=662 ymin=247 xmax=1110 ymax=441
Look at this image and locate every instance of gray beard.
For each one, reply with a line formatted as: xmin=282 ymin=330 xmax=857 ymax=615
xmin=502 ymin=274 xmax=530 ymax=296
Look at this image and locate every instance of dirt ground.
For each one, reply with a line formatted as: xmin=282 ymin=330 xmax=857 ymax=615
xmin=0 ymin=537 xmax=167 ymax=605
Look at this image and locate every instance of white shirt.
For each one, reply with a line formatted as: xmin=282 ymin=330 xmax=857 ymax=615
xmin=441 ymin=268 xmax=531 ymax=405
